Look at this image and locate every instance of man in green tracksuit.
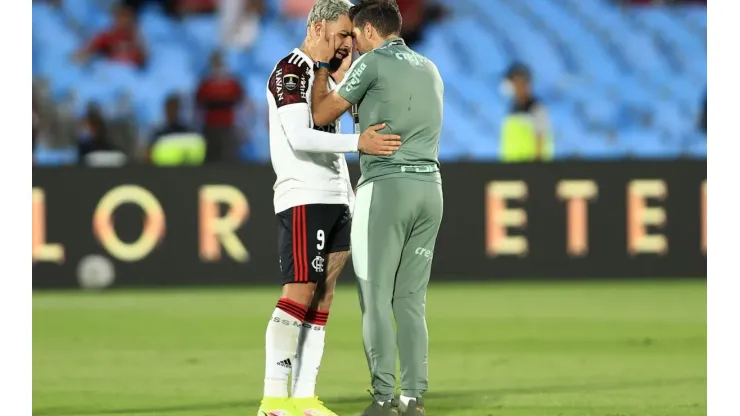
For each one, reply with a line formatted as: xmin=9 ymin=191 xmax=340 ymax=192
xmin=307 ymin=1 xmax=443 ymax=414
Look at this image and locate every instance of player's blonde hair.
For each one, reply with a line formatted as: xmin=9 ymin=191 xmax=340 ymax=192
xmin=306 ymin=0 xmax=354 ymax=28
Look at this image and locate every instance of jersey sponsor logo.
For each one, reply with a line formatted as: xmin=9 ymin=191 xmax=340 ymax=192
xmin=311 ymin=255 xmax=325 ymax=273
xmin=272 ymin=316 xmax=304 ymax=327
xmin=415 ymin=247 xmax=433 ymax=260
xmin=301 ymin=322 xmax=326 ymax=331
xmin=343 ymin=62 xmax=367 ymax=93
xmin=283 ymin=74 xmax=299 ymax=91
xmin=300 ymin=73 xmax=308 ymax=100
xmin=275 ymin=67 xmax=285 ymax=102
xmin=395 ymin=52 xmax=428 ymax=67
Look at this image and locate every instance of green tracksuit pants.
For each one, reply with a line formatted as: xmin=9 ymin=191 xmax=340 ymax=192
xmin=351 ymin=176 xmax=444 ymax=401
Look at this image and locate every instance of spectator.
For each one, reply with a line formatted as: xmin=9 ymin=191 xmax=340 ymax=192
xmin=149 ymin=94 xmax=207 ymax=165
xmin=396 ymin=0 xmax=424 ymax=45
xmin=77 ymin=104 xmax=126 ymax=166
xmin=180 ymin=0 xmax=218 ymax=14
xmin=220 ymin=0 xmax=263 ymax=50
xmin=282 ymin=0 xmax=313 ymax=17
xmin=396 ymin=0 xmax=446 ymax=46
xmin=108 ymin=94 xmax=139 ymax=158
xmin=195 ymin=50 xmax=246 ymax=163
xmin=499 ymin=63 xmax=554 ymax=162
xmin=75 ymin=3 xmax=147 ymax=68
xmin=123 ymin=0 xmax=218 ymax=16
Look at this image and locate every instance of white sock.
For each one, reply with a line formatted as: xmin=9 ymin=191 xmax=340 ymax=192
xmin=400 ymin=395 xmax=414 ymax=409
xmin=292 ymin=309 xmax=329 ymax=398
xmin=264 ymin=298 xmax=307 ymax=398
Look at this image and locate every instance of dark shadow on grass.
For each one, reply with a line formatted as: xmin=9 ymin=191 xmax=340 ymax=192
xmin=32 ymin=376 xmax=705 ymax=416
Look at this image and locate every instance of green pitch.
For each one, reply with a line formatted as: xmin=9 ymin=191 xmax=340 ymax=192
xmin=33 ymin=280 xmax=706 ymax=416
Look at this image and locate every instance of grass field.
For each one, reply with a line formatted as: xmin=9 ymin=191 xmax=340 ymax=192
xmin=33 ymin=280 xmax=706 ymax=416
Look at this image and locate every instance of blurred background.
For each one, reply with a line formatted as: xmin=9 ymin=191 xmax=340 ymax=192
xmin=32 ymin=1 xmax=707 ymax=415
xmin=32 ymin=0 xmax=707 ymax=165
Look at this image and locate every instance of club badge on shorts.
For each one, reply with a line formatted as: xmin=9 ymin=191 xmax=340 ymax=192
xmin=311 ymin=255 xmax=324 ymax=273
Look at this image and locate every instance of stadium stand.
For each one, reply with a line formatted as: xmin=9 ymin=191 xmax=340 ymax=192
xmin=32 ymin=0 xmax=707 ymax=163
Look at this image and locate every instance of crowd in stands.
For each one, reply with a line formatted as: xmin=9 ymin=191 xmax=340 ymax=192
xmin=33 ymin=0 xmax=445 ymax=165
xmin=32 ymin=0 xmax=706 ymax=166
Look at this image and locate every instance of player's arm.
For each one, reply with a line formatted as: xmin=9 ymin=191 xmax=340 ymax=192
xmin=279 ymin=105 xmax=359 ymax=153
xmin=311 ymin=67 xmax=352 ymax=127
xmin=312 ymin=54 xmax=377 ymax=127
xmin=270 ymin=61 xmax=359 ymax=153
xmin=306 ymin=21 xmax=378 ymax=126
xmin=271 ymin=60 xmax=400 ymax=155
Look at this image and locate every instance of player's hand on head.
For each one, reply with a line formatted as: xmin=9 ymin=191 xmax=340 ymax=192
xmin=339 ymin=43 xmax=353 ymax=72
xmin=358 ymin=123 xmax=402 ymax=156
xmin=306 ymin=19 xmax=336 ymax=64
xmin=331 ymin=43 xmax=354 ymax=83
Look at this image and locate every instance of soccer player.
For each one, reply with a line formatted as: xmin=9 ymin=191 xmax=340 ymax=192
xmin=260 ymin=1 xmax=402 ymax=415
xmin=307 ymin=1 xmax=444 ymax=415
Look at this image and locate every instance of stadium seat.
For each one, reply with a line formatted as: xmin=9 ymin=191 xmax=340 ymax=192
xmin=252 ymin=21 xmax=295 ymax=72
xmin=33 ymin=145 xmax=79 ymax=166
xmin=89 ymin=61 xmax=142 ymax=98
xmin=685 ymin=137 xmax=707 ymax=159
xmin=183 ymin=16 xmax=220 ymax=59
xmin=140 ymin=9 xmax=181 ymax=43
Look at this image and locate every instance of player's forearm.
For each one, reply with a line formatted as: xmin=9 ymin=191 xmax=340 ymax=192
xmin=311 ymin=68 xmax=335 ymax=126
xmin=289 ymin=129 xmax=359 ymax=153
xmin=279 ymin=106 xmax=359 ymax=153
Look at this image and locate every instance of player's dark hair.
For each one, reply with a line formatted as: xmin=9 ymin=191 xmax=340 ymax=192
xmin=349 ymin=0 xmax=403 ymax=38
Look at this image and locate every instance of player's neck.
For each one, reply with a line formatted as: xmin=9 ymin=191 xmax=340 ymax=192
xmin=373 ymin=33 xmax=402 ymax=49
xmin=298 ymin=43 xmax=316 ymax=64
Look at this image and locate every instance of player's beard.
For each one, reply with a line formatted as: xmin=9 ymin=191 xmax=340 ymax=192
xmin=329 ymin=49 xmax=350 ymax=72
xmin=329 ymin=56 xmax=343 ymax=72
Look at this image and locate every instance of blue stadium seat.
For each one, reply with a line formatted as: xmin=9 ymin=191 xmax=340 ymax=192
xmin=34 ymin=146 xmax=79 ymax=166
xmin=283 ymin=18 xmax=309 ymax=41
xmin=252 ymin=21 xmax=295 ymax=72
xmin=146 ymin=44 xmax=197 ymax=95
xmin=415 ymin=26 xmax=461 ymax=78
xmin=140 ymin=9 xmax=181 ymax=43
xmin=133 ymin=85 xmax=168 ymax=128
xmin=244 ymin=72 xmax=269 ymax=104
xmin=652 ymin=103 xmax=688 ymax=138
xmin=89 ymin=61 xmax=142 ymax=98
xmin=620 ymin=129 xmax=681 ymax=159
xmin=182 ymin=16 xmax=219 ymax=57
xmin=444 ymin=17 xmax=508 ymax=78
xmin=442 ymin=102 xmax=484 ymax=158
xmin=685 ymin=137 xmax=707 ymax=159
xmin=574 ymin=133 xmax=626 ymax=159
xmin=582 ymin=98 xmax=619 ymax=131
xmin=42 ymin=59 xmax=86 ymax=100
xmin=69 ymin=78 xmax=119 ymax=116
